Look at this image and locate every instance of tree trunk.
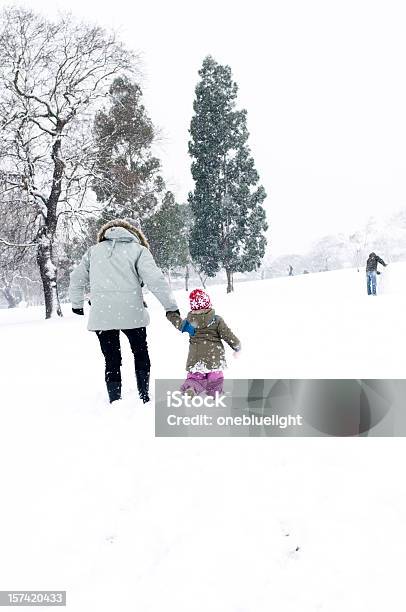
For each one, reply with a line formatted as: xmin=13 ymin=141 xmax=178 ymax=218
xmin=191 ymin=262 xmax=206 ymax=289
xmin=185 ymin=264 xmax=189 ymax=292
xmin=36 ymin=131 xmax=64 ymax=319
xmin=226 ymin=268 xmax=234 ymax=293
xmin=37 ymin=236 xmax=62 ymax=319
xmin=2 ymin=285 xmax=18 ymax=308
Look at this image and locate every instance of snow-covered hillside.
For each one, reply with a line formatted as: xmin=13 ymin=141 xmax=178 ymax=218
xmin=0 ymin=264 xmax=405 ymax=611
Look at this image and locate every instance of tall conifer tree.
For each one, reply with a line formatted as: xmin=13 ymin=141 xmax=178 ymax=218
xmin=188 ymin=56 xmax=268 ymax=292
xmin=93 ymin=76 xmax=164 ymax=223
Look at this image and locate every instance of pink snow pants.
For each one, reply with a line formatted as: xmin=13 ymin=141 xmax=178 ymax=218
xmin=180 ymin=371 xmax=224 ymax=396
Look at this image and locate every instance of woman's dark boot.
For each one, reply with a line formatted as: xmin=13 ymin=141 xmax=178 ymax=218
xmin=107 ymin=382 xmax=122 ymax=403
xmin=135 ymin=369 xmax=150 ymax=403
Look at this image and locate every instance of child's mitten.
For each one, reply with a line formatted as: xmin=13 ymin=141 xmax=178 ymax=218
xmin=181 ymin=320 xmax=196 ymax=336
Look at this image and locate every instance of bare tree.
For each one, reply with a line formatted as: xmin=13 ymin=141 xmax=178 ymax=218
xmin=0 ymin=170 xmax=39 ymax=306
xmin=0 ymin=7 xmax=136 ymax=318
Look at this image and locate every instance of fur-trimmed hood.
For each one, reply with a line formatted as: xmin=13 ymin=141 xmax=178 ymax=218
xmin=97 ymin=219 xmax=149 ymax=248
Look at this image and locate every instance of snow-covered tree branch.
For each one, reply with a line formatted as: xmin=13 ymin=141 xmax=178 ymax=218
xmin=0 ymin=7 xmax=138 ymax=318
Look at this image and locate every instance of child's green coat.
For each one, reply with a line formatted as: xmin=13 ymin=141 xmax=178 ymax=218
xmin=167 ymin=308 xmax=240 ymax=372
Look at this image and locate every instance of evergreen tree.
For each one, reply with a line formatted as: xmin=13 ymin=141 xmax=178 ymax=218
xmin=93 ymin=76 xmax=165 ymax=223
xmin=144 ymin=192 xmax=189 ymax=283
xmin=188 ymin=56 xmax=268 ymax=292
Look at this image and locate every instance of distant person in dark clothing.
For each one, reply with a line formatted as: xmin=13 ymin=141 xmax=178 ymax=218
xmin=366 ymin=252 xmax=387 ymax=295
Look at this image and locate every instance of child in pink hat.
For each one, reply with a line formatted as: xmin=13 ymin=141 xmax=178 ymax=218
xmin=167 ymin=288 xmax=241 ymax=396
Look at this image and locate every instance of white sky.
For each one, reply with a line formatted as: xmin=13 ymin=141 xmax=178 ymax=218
xmin=6 ymin=0 xmax=406 ymax=255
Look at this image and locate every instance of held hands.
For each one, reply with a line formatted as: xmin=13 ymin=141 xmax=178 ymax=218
xmin=166 ymin=310 xmax=195 ymax=336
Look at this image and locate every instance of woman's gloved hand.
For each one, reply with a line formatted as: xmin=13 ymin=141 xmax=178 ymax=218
xmin=72 ymin=308 xmax=84 ymax=316
xmin=166 ymin=310 xmax=181 ymax=328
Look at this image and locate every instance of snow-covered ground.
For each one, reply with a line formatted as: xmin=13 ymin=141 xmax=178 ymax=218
xmin=1 ymin=264 xmax=406 ymax=611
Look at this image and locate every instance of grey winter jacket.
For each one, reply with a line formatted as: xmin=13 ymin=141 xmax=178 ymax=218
xmin=69 ymin=225 xmax=178 ymax=331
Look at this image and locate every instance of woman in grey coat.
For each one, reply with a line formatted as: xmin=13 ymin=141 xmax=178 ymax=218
xmin=69 ymin=219 xmax=179 ymax=403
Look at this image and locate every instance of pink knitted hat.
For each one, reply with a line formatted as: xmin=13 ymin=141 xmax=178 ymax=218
xmin=189 ymin=289 xmax=212 ymax=311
